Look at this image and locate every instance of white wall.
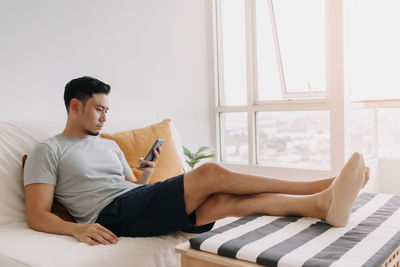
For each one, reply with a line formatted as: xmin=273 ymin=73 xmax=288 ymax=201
xmin=0 ymin=0 xmax=214 ymax=150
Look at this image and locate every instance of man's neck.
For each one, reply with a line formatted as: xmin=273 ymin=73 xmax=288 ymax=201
xmin=61 ymin=129 xmax=90 ymax=139
xmin=62 ymin=120 xmax=90 ymax=139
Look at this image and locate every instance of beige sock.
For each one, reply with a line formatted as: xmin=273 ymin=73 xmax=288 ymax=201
xmin=326 ymin=152 xmax=366 ymax=227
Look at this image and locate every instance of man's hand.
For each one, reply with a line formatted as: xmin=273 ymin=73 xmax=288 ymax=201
xmin=25 ymin=183 xmax=118 ymax=246
xmin=72 ymin=223 xmax=118 ymax=246
xmin=138 ymin=146 xmax=162 ymax=173
xmin=135 ymin=147 xmax=162 ymax=184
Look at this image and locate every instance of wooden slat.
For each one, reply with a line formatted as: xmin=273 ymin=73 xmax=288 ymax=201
xmin=176 ymin=242 xmax=262 ymax=267
xmin=381 ymin=243 xmax=400 ymax=267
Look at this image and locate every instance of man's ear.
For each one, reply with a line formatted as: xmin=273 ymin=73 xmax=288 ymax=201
xmin=69 ymin=98 xmax=82 ymax=114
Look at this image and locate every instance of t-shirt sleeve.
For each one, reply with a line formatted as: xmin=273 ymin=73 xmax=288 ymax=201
xmin=115 ymin=145 xmax=133 ymax=177
xmin=24 ymin=143 xmax=58 ymax=186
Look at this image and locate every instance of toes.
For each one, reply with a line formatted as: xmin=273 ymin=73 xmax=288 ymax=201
xmin=351 ymin=152 xmax=362 ymax=161
xmin=362 ymin=167 xmax=370 ymax=188
xmin=348 ymin=152 xmax=365 ymax=167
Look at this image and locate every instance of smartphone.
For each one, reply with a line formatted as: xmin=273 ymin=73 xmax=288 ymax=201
xmin=139 ymin=139 xmax=164 ymax=168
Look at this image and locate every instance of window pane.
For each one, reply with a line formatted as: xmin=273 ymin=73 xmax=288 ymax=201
xmin=347 ymin=0 xmax=400 ymax=100
xmin=379 ymin=108 xmax=400 ymax=157
xmin=273 ymin=0 xmax=326 ymax=93
xmin=256 ymin=111 xmax=330 ymax=168
xmin=256 ymin=0 xmax=282 ymax=101
xmin=348 ymin=109 xmax=375 ymax=159
xmin=219 ymin=0 xmax=247 ymax=106
xmin=220 ymin=112 xmax=248 ymax=163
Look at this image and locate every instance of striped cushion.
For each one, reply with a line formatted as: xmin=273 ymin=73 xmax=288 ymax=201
xmin=189 ymin=193 xmax=400 ymax=267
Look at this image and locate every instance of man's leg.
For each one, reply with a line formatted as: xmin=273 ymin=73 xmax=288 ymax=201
xmin=184 ymin=152 xmax=367 ymax=227
xmin=194 ymin=191 xmax=329 ymax=226
xmin=183 ymin=164 xmax=334 ymax=215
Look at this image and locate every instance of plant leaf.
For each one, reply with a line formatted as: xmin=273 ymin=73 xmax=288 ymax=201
xmin=195 ymin=146 xmax=210 ymax=155
xmin=183 ymin=146 xmax=195 ymax=160
xmin=195 ymin=154 xmax=215 ymax=160
xmin=191 ymin=159 xmax=200 ymax=165
xmin=183 ymin=145 xmax=191 ymax=156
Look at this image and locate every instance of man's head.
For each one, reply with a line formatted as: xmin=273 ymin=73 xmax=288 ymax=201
xmin=64 ymin=76 xmax=110 ymax=112
xmin=64 ymin=76 xmax=110 ymax=136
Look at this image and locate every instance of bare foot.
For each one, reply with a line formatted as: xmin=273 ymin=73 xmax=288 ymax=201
xmin=331 ymin=166 xmax=370 ymax=189
xmin=325 ymin=152 xmax=366 ymax=227
xmin=362 ymin=166 xmax=370 ymax=189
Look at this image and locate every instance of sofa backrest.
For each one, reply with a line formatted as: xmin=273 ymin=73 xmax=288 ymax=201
xmin=0 ymin=121 xmax=58 ymax=226
xmin=0 ymin=118 xmax=185 ymax=227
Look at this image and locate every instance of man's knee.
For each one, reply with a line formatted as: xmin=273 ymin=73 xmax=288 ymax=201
xmin=196 ymin=162 xmax=226 ymax=181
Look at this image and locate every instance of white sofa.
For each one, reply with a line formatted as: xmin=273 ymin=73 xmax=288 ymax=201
xmin=0 ymin=118 xmax=192 ymax=267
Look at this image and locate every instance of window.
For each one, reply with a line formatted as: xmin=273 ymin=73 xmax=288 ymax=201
xmin=379 ymin=108 xmax=400 ymax=158
xmin=220 ymin=112 xmax=248 ymax=163
xmin=270 ymin=0 xmax=326 ymax=95
xmin=346 ymin=0 xmax=400 ymax=101
xmin=256 ymin=111 xmax=330 ymax=169
xmin=213 ymin=0 xmax=400 ymax=178
xmin=346 ymin=0 xmax=400 ymax=160
xmin=219 ymin=0 xmax=247 ymax=106
xmin=348 ymin=108 xmax=375 ymax=159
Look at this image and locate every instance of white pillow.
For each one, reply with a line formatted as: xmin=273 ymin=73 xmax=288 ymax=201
xmin=0 ymin=121 xmax=57 ymax=226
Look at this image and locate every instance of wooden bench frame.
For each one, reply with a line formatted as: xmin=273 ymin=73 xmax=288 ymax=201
xmin=176 ymin=241 xmax=400 ymax=267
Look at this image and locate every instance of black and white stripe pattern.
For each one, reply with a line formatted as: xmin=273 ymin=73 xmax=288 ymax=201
xmin=189 ymin=193 xmax=400 ymax=267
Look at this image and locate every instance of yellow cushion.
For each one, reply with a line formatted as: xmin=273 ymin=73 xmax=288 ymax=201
xmin=101 ymin=119 xmax=185 ymax=184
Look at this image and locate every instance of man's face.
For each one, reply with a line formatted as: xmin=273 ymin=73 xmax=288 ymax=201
xmin=79 ymin=93 xmax=109 ymax=136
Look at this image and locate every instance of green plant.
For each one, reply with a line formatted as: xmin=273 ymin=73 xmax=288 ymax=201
xmin=183 ymin=145 xmax=215 ymax=169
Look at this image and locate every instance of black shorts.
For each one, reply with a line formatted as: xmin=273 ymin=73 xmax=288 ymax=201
xmin=96 ymin=174 xmax=215 ymax=237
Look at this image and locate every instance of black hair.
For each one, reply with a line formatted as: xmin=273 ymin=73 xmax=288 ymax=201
xmin=64 ymin=76 xmax=111 ymax=112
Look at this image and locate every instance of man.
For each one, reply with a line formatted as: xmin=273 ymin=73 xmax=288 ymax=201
xmin=24 ymin=76 xmax=369 ymax=246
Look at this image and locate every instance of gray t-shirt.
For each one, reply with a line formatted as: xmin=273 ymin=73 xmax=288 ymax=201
xmin=24 ymin=134 xmax=139 ymax=224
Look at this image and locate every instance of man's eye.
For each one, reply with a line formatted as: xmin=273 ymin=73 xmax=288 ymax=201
xmin=96 ymin=108 xmax=102 ymax=112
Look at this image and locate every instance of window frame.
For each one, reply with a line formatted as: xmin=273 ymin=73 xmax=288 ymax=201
xmin=213 ymin=0 xmax=400 ymax=179
xmin=348 ymin=99 xmax=400 ymax=160
xmin=263 ymin=0 xmax=328 ymax=100
xmin=213 ymin=0 xmax=347 ymax=179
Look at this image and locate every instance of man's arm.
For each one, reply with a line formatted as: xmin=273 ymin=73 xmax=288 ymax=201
xmin=24 ymin=183 xmax=118 ymax=246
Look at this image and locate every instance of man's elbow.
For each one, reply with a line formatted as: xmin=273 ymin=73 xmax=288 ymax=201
xmin=26 ymin=213 xmax=38 ymax=230
xmin=25 ymin=210 xmax=47 ymax=231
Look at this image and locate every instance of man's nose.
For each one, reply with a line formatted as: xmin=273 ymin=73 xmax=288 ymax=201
xmin=100 ymin=112 xmax=106 ymax=122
